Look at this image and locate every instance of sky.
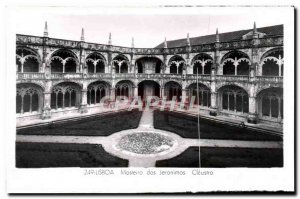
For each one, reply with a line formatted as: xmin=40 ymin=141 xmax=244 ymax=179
xmin=12 ymin=6 xmax=290 ymax=48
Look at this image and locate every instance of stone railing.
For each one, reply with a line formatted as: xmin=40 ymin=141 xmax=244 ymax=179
xmin=17 ymin=72 xmax=45 ymax=79
xmin=186 ymin=74 xmax=211 ymax=81
xmin=47 ymin=38 xmax=80 ymax=48
xmin=114 ymin=73 xmax=136 ymax=79
xmin=16 ymin=35 xmax=43 ymax=45
xmin=216 ymin=75 xmax=249 ymax=82
xmin=256 ymin=76 xmax=283 ymax=84
xmin=50 ymin=73 xmax=83 ymax=79
xmin=136 ymin=73 xmax=164 ymax=79
xmin=16 ymin=72 xmax=283 ymax=85
xmin=86 ymin=73 xmax=112 ymax=79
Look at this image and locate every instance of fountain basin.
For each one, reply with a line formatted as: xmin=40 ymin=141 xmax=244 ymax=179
xmin=117 ymin=132 xmax=175 ymax=154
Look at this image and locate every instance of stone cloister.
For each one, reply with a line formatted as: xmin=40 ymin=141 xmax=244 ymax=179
xmin=16 ymin=23 xmax=283 ymax=128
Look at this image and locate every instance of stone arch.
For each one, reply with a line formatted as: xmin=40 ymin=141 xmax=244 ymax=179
xmin=137 ymin=80 xmax=161 ymax=99
xmin=255 ymin=85 xmax=283 ymax=97
xmin=87 ymin=80 xmax=111 ymax=88
xmin=135 ymin=56 xmax=163 ymax=74
xmin=17 ymin=80 xmax=46 ymax=91
xmin=164 ymin=80 xmax=182 ymax=101
xmin=16 ymin=47 xmax=42 ymax=72
xmin=114 ymin=79 xmax=135 ymax=87
xmin=87 ymin=81 xmax=111 ymax=105
xmin=216 ymin=83 xmax=249 ymax=95
xmin=137 ymin=79 xmax=161 ymax=86
xmin=49 ymin=48 xmax=79 ymax=73
xmin=221 ymin=50 xmax=251 ymax=76
xmin=115 ymin=80 xmax=134 ymax=98
xmin=256 ymin=87 xmax=283 ymax=121
xmin=217 ymin=84 xmax=249 ymax=113
xmin=16 ymin=83 xmax=44 ymax=114
xmin=259 ymin=47 xmax=283 ymax=76
xmin=163 ymin=80 xmax=182 ymax=88
xmin=50 ymin=81 xmax=82 ymax=110
xmin=113 ymin=54 xmax=129 ymax=73
xmin=51 ymin=80 xmax=83 ymax=90
xmin=86 ymin=52 xmax=107 ymax=73
xmin=187 ymin=82 xmax=211 ymax=106
xmin=191 ymin=53 xmax=213 ymax=75
xmin=168 ymin=55 xmax=185 ymax=74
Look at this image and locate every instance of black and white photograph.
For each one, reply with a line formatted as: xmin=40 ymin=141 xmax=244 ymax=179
xmin=2 ymin=1 xmax=295 ymax=194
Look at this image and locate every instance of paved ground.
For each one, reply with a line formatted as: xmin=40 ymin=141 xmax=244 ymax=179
xmin=16 ymin=109 xmax=283 ymax=167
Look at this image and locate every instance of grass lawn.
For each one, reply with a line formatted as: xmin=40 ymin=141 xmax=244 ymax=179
xmin=16 ymin=142 xmax=128 ymax=168
xmin=156 ymin=147 xmax=283 ymax=168
xmin=17 ymin=110 xmax=142 ymax=136
xmin=153 ymin=110 xmax=282 ymax=141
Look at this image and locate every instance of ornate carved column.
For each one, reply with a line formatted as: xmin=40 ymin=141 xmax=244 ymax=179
xmin=41 ymin=80 xmax=52 ymax=119
xmin=209 ymin=29 xmax=220 ymax=116
xmin=247 ymin=83 xmax=258 ymax=124
xmin=160 ymin=87 xmax=165 ymax=98
xmin=247 ymin=23 xmax=259 ymax=124
xmin=79 ymin=82 xmax=88 ymax=113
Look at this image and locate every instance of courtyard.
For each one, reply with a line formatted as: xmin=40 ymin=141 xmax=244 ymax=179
xmin=16 ymin=108 xmax=283 ymax=168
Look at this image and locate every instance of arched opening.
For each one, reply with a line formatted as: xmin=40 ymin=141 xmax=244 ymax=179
xmin=193 ymin=62 xmax=202 ymax=74
xmin=87 ymin=81 xmax=110 ymax=105
xmin=223 ymin=60 xmax=235 ymax=75
xmin=187 ymin=83 xmax=211 ymax=107
xmin=218 ymin=85 xmax=249 ymax=113
xmin=170 ymin=64 xmax=177 ymax=74
xmin=261 ymin=48 xmax=283 ymax=76
xmin=138 ymin=80 xmax=160 ymax=100
xmin=50 ymin=58 xmax=63 ymax=72
xmin=50 ymin=50 xmax=78 ymax=73
xmin=257 ymin=87 xmax=283 ymax=120
xmin=120 ymin=62 xmax=128 ymax=73
xmin=51 ymin=82 xmax=81 ymax=110
xmin=86 ymin=53 xmax=106 ymax=73
xmin=192 ymin=53 xmax=213 ymax=75
xmin=113 ymin=55 xmax=128 ymax=74
xmin=262 ymin=59 xmax=279 ymax=76
xmin=221 ymin=51 xmax=250 ymax=76
xmin=164 ymin=81 xmax=182 ymax=101
xmin=115 ymin=80 xmax=134 ymax=99
xmin=237 ymin=60 xmax=250 ymax=75
xmin=16 ymin=83 xmax=43 ymax=114
xmin=16 ymin=48 xmax=40 ymax=72
xmin=178 ymin=64 xmax=183 ymax=74
xmin=65 ymin=59 xmax=77 ymax=73
xmin=204 ymin=61 xmax=212 ymax=74
xmin=136 ymin=57 xmax=163 ymax=74
xmin=168 ymin=55 xmax=185 ymax=74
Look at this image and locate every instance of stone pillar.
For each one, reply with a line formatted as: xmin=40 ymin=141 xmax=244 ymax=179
xmin=79 ymin=83 xmax=88 ymax=113
xmin=247 ymin=84 xmax=258 ymax=123
xmin=181 ymin=88 xmax=187 ymax=103
xmin=160 ymin=87 xmax=165 ymax=98
xmin=41 ymin=92 xmax=51 ymax=119
xmin=210 ymin=44 xmax=219 ymax=116
xmin=210 ymin=92 xmax=218 ymax=116
xmin=41 ymin=80 xmax=52 ymax=119
xmin=133 ymin=86 xmax=138 ymax=98
xmin=110 ymin=87 xmax=116 ymax=101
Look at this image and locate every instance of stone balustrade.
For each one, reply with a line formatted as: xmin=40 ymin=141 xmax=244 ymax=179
xmin=16 ymin=72 xmax=283 ymax=85
xmin=256 ymin=76 xmax=283 ymax=84
xmin=17 ymin=72 xmax=45 ymax=79
xmin=50 ymin=73 xmax=83 ymax=79
xmin=215 ymin=75 xmax=249 ymax=82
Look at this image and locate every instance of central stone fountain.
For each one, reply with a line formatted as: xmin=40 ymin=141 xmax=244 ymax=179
xmin=117 ymin=132 xmax=175 ymax=154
